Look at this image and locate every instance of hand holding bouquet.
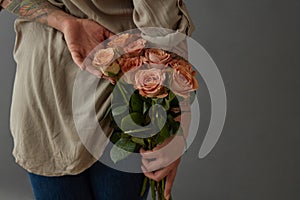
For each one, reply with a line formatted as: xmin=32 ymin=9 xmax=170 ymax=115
xmin=92 ymin=33 xmax=199 ymax=200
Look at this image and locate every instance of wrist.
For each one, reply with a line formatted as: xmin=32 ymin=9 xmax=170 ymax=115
xmin=48 ymin=10 xmax=78 ymax=33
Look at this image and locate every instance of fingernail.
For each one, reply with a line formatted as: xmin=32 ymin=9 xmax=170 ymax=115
xmin=166 ymin=195 xmax=170 ymax=200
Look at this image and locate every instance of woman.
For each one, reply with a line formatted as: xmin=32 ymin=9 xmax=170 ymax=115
xmin=0 ymin=0 xmax=194 ymax=199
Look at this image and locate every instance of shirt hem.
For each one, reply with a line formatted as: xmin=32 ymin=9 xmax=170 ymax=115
xmin=13 ymin=154 xmax=98 ymax=177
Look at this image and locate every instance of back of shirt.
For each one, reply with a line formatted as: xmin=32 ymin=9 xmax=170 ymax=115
xmin=10 ymin=0 xmax=194 ymax=176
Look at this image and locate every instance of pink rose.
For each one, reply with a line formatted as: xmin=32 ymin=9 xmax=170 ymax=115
xmin=119 ymin=56 xmax=143 ymax=73
xmin=92 ymin=48 xmax=120 ymax=76
xmin=134 ymin=68 xmax=168 ymax=98
xmin=123 ymin=38 xmax=147 ymax=56
xmin=107 ymin=33 xmax=137 ymax=48
xmin=168 ymin=59 xmax=192 ymax=72
xmin=144 ymin=49 xmax=171 ymax=68
xmin=119 ymin=56 xmax=143 ymax=84
xmin=169 ymin=59 xmax=199 ymax=98
xmin=93 ymin=48 xmax=115 ymax=66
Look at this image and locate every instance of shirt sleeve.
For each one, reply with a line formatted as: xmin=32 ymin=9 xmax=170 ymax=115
xmin=132 ymin=0 xmax=194 ymax=36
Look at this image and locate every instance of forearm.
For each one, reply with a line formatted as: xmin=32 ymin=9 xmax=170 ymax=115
xmin=174 ymin=99 xmax=191 ymax=151
xmin=0 ymin=0 xmax=76 ymax=32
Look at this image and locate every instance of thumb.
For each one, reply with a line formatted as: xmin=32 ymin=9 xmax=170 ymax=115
xmin=71 ymin=51 xmax=85 ymax=70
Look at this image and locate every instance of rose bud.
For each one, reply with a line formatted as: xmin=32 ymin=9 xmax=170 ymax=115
xmin=92 ymin=48 xmax=120 ymax=76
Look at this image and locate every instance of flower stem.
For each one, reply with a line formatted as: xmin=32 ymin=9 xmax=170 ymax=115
xmin=157 ymin=181 xmax=162 ymax=200
xmin=116 ymin=82 xmax=129 ymax=105
xmin=162 ymin=178 xmax=166 ymax=200
xmin=150 ymin=179 xmax=156 ymax=200
xmin=140 ymin=177 xmax=148 ymax=197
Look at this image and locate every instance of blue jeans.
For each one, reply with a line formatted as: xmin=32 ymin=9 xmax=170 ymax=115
xmin=28 ymin=161 xmax=149 ymax=200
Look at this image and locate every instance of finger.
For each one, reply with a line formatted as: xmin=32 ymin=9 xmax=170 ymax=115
xmin=140 ymin=148 xmax=158 ymax=158
xmin=142 ymin=157 xmax=164 ymax=172
xmin=140 ymin=148 xmax=160 ymax=159
xmin=141 ymin=136 xmax=175 ymax=156
xmin=164 ymin=168 xmax=178 ymax=200
xmin=140 ymin=148 xmax=174 ymax=165
xmin=152 ymin=143 xmax=165 ymax=151
xmin=85 ymin=66 xmax=103 ymax=78
xmin=141 ymin=158 xmax=150 ymax=169
xmin=142 ymin=157 xmax=168 ymax=172
xmin=142 ymin=166 xmax=170 ymax=182
xmin=152 ymin=167 xmax=171 ymax=182
xmin=141 ymin=166 xmax=156 ymax=180
xmin=140 ymin=148 xmax=146 ymax=153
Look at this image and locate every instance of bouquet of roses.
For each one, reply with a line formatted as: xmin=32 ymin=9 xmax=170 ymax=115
xmin=91 ymin=33 xmax=198 ymax=200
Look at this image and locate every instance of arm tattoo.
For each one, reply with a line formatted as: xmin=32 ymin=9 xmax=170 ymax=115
xmin=3 ymin=0 xmax=58 ymax=25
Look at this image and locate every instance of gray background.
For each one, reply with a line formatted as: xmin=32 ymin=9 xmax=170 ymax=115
xmin=1 ymin=0 xmax=300 ymax=199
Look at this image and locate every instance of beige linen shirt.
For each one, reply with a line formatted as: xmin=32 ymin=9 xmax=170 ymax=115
xmin=7 ymin=0 xmax=194 ymax=176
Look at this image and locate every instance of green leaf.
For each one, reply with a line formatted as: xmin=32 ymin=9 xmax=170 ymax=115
xmin=144 ymin=112 xmax=151 ymax=125
xmin=167 ymin=114 xmax=180 ymax=136
xmin=112 ymin=105 xmax=128 ymax=116
xmin=130 ymin=93 xmax=143 ymax=113
xmin=170 ymin=95 xmax=180 ymax=108
xmin=168 ymin=91 xmax=176 ymax=102
xmin=124 ymin=127 xmax=151 ymax=134
xmin=107 ymin=71 xmax=118 ymax=77
xmin=131 ymin=112 xmax=144 ymax=125
xmin=109 ymin=131 xmax=122 ymax=144
xmin=102 ymin=107 xmax=112 ymax=122
xmin=162 ymin=91 xmax=176 ymax=111
xmin=162 ymin=98 xmax=170 ymax=110
xmin=124 ymin=127 xmax=154 ymax=138
xmin=110 ymin=137 xmax=136 ymax=163
xmin=143 ymin=101 xmax=151 ymax=115
xmin=155 ymin=135 xmax=166 ymax=145
xmin=160 ymin=124 xmax=171 ymax=138
xmin=110 ymin=145 xmax=132 ymax=163
xmin=155 ymin=124 xmax=171 ymax=144
xmin=156 ymin=114 xmax=166 ymax=130
xmin=131 ymin=137 xmax=145 ymax=146
xmin=121 ymin=113 xmax=144 ymax=131
xmin=115 ymin=136 xmax=136 ymax=151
